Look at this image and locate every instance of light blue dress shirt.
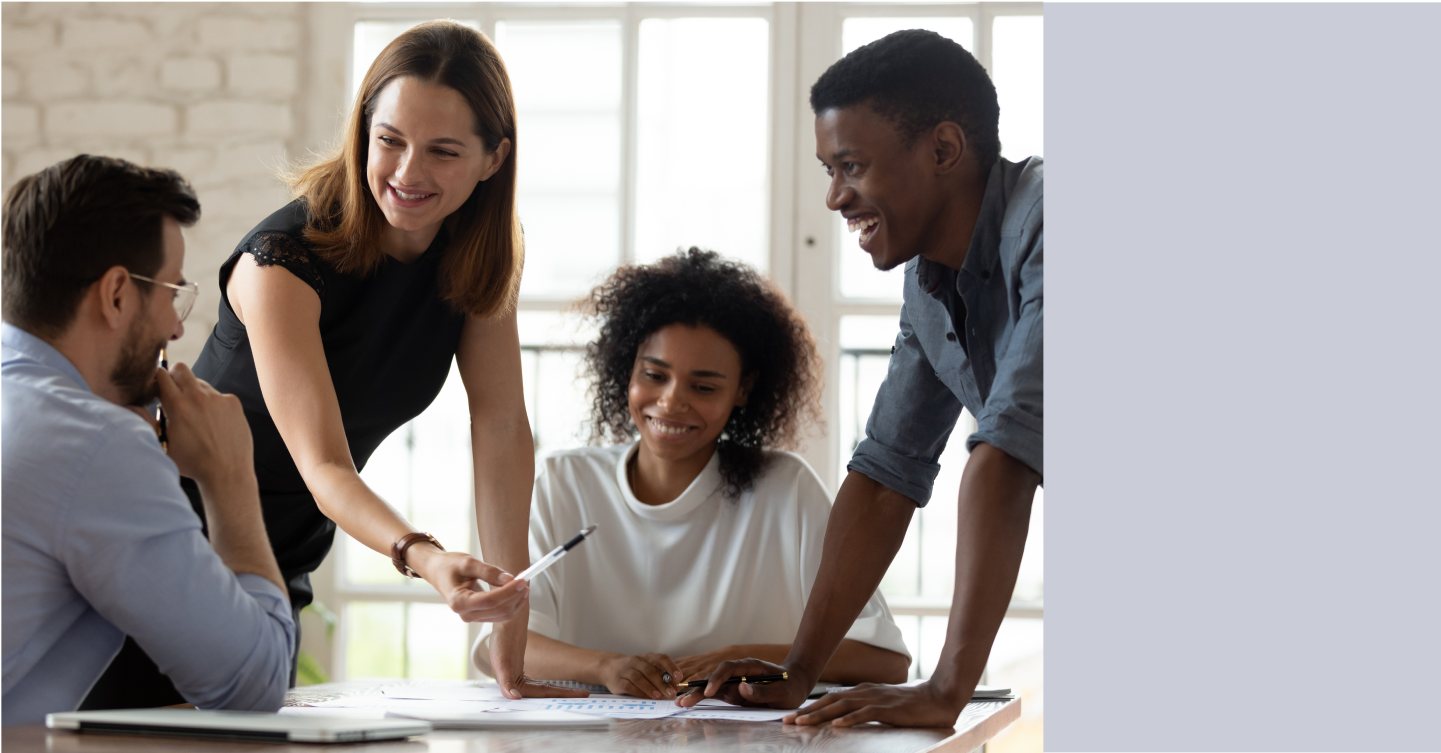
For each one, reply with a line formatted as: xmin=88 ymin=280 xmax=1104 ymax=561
xmin=2 ymin=324 xmax=295 ymax=726
xmin=849 ymin=156 xmax=1043 ymax=505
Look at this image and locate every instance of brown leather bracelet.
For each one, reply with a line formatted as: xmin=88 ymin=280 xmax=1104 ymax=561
xmin=391 ymin=532 xmax=443 ymax=578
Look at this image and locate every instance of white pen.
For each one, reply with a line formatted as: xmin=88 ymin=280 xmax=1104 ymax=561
xmin=514 ymin=525 xmax=597 ymax=582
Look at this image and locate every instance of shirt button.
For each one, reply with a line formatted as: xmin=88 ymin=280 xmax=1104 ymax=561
xmin=946 ymin=332 xmax=957 ymax=342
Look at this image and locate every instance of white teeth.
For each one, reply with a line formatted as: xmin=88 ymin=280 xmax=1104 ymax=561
xmin=648 ymin=417 xmax=690 ymax=435
xmin=847 ymin=216 xmax=879 ymax=233
xmin=394 ymin=188 xmax=430 ymax=201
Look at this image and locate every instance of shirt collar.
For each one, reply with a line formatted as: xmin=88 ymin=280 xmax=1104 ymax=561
xmin=612 ymin=440 xmax=725 ymax=521
xmin=1 ymin=322 xmax=93 ymax=394
xmin=916 ymin=158 xmax=1012 ymax=300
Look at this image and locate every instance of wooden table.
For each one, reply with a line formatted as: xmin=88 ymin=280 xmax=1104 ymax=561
xmin=3 ymin=679 xmax=1020 ymax=752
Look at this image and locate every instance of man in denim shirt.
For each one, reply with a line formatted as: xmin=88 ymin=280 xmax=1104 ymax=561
xmin=687 ymin=31 xmax=1042 ymax=727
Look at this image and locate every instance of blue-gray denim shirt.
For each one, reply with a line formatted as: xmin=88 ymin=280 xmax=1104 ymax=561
xmin=848 ymin=156 xmax=1043 ymax=506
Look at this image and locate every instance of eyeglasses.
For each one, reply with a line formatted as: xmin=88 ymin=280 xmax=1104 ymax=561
xmin=128 ymin=273 xmax=199 ymax=322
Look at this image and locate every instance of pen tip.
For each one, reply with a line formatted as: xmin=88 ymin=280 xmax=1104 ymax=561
xmin=581 ymin=524 xmax=597 ymax=536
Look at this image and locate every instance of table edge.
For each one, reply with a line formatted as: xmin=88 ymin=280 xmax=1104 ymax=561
xmin=922 ymin=697 xmax=1023 ymax=753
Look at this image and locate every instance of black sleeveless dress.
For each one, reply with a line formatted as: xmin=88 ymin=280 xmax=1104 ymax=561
xmin=81 ymin=200 xmax=468 ymax=707
xmin=188 ymin=199 xmax=467 ymax=608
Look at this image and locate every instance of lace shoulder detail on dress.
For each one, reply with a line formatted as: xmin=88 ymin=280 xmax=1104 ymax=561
xmin=245 ymin=231 xmax=325 ymax=299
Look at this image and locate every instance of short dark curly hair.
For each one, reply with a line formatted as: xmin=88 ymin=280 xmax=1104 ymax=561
xmin=810 ymin=29 xmax=1001 ymax=170
xmin=584 ymin=248 xmax=824 ymax=498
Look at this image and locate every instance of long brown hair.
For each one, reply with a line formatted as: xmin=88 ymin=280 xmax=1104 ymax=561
xmin=290 ymin=20 xmax=522 ymax=318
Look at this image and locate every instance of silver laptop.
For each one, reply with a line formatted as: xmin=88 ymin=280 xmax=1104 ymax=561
xmin=47 ymin=708 xmax=432 ymax=743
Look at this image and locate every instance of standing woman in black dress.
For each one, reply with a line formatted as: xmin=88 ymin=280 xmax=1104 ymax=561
xmin=81 ymin=21 xmax=583 ymax=708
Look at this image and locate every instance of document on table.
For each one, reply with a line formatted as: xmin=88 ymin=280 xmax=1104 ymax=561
xmin=281 ymin=701 xmax=609 ymax=728
xmin=380 ymin=685 xmax=525 ymax=702
xmin=299 ymin=685 xmax=812 ymax=724
xmin=380 ymin=685 xmax=689 ymax=719
xmin=389 ymin=709 xmax=610 ymax=729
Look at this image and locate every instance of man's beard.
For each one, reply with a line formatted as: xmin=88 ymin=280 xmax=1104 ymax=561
xmin=112 ymin=317 xmax=164 ymax=407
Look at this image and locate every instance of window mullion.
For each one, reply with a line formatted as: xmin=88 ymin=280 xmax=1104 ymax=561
xmin=768 ymin=2 xmax=799 ymax=300
xmin=978 ymin=4 xmax=995 ymax=75
xmin=620 ymin=4 xmax=640 ymax=265
xmin=791 ymin=2 xmax=843 ymax=489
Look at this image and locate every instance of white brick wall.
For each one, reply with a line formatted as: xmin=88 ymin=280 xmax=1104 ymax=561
xmin=2 ymin=3 xmax=313 ymax=365
xmin=3 ymin=2 xmax=353 ymax=684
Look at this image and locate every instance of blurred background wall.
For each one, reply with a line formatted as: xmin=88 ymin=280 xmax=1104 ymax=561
xmin=1 ymin=2 xmax=346 ymax=365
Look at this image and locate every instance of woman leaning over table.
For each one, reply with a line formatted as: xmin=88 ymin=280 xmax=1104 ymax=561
xmin=81 ymin=21 xmax=584 ymax=709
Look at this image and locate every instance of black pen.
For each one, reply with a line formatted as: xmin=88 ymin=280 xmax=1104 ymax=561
xmin=676 ymin=672 xmax=788 ymax=689
xmin=156 ymin=348 xmax=168 ymax=450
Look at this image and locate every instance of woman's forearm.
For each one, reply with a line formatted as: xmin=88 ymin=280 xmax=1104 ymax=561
xmin=728 ymin=645 xmax=790 ymax=664
xmin=727 ymin=641 xmax=907 ymax=684
xmin=819 ymin=639 xmax=911 ymax=685
xmin=299 ymin=416 xmax=535 ymax=572
xmin=690 ymin=641 xmax=904 ymax=685
xmin=470 ymin=414 xmax=535 ymax=685
xmin=304 ymin=460 xmax=416 ymax=555
xmin=477 ymin=631 xmax=620 ymax=686
xmin=471 ymin=417 xmax=534 ymax=575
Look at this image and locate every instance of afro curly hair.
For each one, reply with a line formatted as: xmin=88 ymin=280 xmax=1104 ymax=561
xmin=583 ymin=248 xmax=824 ymax=498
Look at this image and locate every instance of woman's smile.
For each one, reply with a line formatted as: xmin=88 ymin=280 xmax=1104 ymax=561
xmin=645 ymin=415 xmax=697 ymax=438
xmin=387 ymin=184 xmax=438 ymax=208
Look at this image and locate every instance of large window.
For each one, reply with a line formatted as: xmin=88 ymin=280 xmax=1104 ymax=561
xmin=319 ymin=5 xmax=1041 ymax=750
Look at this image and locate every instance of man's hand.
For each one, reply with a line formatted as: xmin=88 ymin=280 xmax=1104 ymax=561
xmin=600 ymin=652 xmax=682 ymax=699
xmin=154 ymin=364 xmax=254 ymax=487
xmin=784 ymin=680 xmax=967 ymax=728
xmin=674 ymin=658 xmax=813 ymax=710
xmin=145 ymin=364 xmax=285 ymax=594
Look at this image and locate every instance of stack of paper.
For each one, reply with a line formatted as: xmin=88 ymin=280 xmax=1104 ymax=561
xmin=381 ymin=684 xmax=800 ymax=723
xmin=281 ymin=683 xmax=804 ymax=728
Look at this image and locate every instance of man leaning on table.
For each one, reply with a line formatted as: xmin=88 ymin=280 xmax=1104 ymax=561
xmin=680 ymin=30 xmax=1043 ymax=727
xmin=1 ymin=155 xmax=295 ymax=726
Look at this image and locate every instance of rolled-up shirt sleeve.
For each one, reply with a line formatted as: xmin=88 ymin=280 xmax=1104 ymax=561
xmin=848 ymin=296 xmax=966 ymax=507
xmin=967 ymin=225 xmax=1043 ymax=478
xmin=62 ymin=421 xmax=294 ymax=712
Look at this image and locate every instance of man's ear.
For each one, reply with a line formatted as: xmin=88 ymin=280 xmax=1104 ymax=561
xmin=932 ymin=121 xmax=966 ymax=174
xmin=736 ymin=372 xmax=759 ymax=407
xmin=93 ymin=266 xmax=135 ymax=332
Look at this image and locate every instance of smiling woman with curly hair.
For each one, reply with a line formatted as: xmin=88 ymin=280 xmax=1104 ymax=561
xmin=473 ymin=248 xmax=910 ymax=700
xmin=585 ymin=248 xmax=823 ymax=498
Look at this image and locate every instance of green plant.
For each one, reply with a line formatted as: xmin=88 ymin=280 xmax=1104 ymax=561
xmin=296 ymin=650 xmax=328 ymax=686
xmin=295 ymin=601 xmax=339 ymax=686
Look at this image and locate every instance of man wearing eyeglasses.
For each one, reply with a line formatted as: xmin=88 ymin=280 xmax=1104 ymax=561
xmin=1 ymin=155 xmax=294 ymax=726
